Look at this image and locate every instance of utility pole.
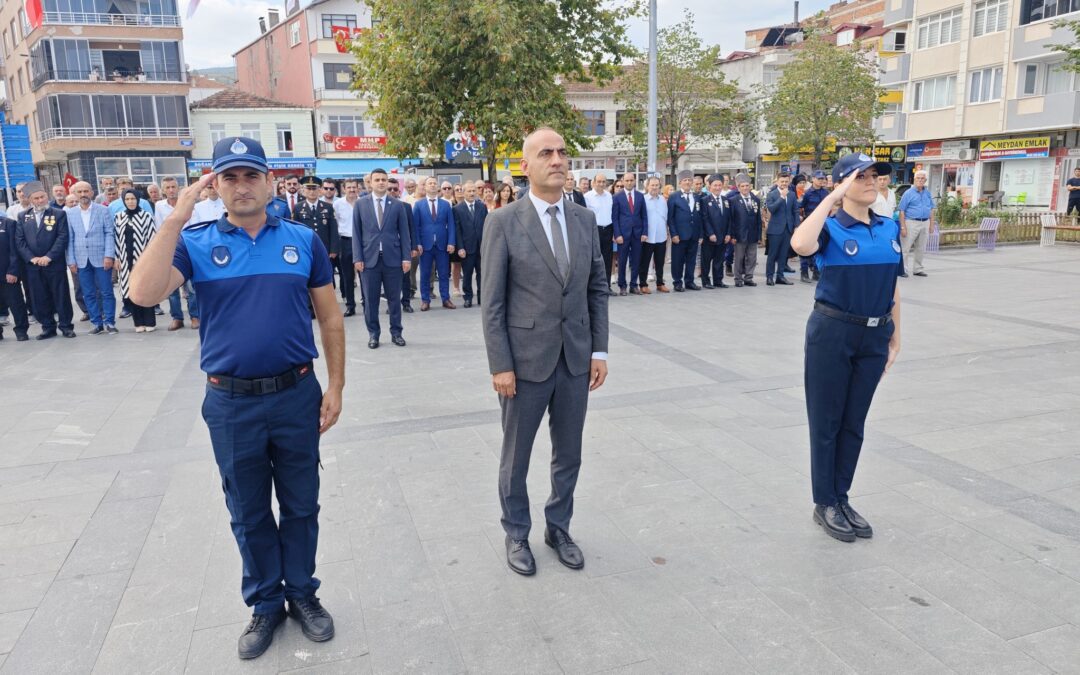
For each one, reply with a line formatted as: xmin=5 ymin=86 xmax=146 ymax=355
xmin=647 ymin=0 xmax=657 ymax=175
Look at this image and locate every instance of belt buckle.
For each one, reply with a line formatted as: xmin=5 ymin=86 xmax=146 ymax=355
xmin=255 ymin=377 xmax=277 ymax=394
xmin=867 ymin=317 xmax=880 ymax=327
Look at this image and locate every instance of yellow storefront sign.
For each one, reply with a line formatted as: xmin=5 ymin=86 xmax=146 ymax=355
xmin=978 ymin=136 xmax=1050 ymax=160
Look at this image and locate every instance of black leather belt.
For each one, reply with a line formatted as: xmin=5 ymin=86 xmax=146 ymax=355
xmin=207 ymin=362 xmax=313 ymax=395
xmin=814 ymin=302 xmax=891 ymax=327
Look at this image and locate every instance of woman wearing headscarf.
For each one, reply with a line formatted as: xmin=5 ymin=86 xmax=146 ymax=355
xmin=114 ymin=189 xmax=158 ymax=332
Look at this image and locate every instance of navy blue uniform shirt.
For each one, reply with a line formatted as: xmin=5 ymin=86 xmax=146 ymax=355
xmin=814 ymin=209 xmax=902 ymax=318
xmin=173 ymin=214 xmax=334 ymax=378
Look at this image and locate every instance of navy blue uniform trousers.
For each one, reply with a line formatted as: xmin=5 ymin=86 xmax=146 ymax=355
xmin=202 ymin=373 xmax=323 ymax=615
xmin=804 ymin=311 xmax=891 ymax=506
xmin=361 ymin=255 xmax=404 ymax=338
xmin=27 ymin=263 xmax=73 ymax=332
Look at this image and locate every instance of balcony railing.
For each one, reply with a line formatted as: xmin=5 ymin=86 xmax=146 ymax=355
xmin=42 ymin=11 xmax=181 ymax=27
xmin=32 ymin=69 xmax=187 ymax=90
xmin=315 ymin=87 xmax=362 ymax=101
xmin=38 ymin=126 xmax=191 ymax=142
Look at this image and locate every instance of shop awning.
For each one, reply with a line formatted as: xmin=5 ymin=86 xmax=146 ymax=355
xmin=316 ymin=158 xmax=421 ymax=178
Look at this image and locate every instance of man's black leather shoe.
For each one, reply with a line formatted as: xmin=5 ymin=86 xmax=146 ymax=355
xmin=544 ymin=527 xmax=584 ymax=569
xmin=812 ymin=269 xmax=820 ymax=280
xmin=36 ymin=330 xmax=56 ymax=340
xmin=716 ymin=281 xmax=729 ymax=288
xmin=463 ymin=299 xmax=472 ymax=308
xmin=813 ymin=505 xmax=856 ymax=543
xmin=914 ymin=271 xmax=928 ymax=277
xmin=734 ymin=280 xmax=744 ymax=287
xmin=744 ymin=279 xmax=757 ymax=287
xmin=288 ymin=596 xmax=335 ymax=642
xmin=391 ymin=335 xmax=406 ymax=347
xmin=368 ymin=338 xmax=379 ymax=349
xmin=506 ymin=536 xmax=536 ymax=576
xmin=776 ymin=276 xmax=793 ymax=286
xmin=16 ymin=332 xmax=29 ymax=342
xmin=839 ymin=502 xmax=873 ymax=538
xmin=343 ymin=308 xmax=356 ymax=317
xmin=685 ymin=282 xmax=701 ymax=290
xmin=238 ymin=609 xmax=285 ymax=660
xmin=801 ymin=270 xmax=812 ymax=283
xmin=402 ymin=303 xmax=414 ymax=313
xmin=766 ymin=277 xmax=776 ymax=286
xmin=61 ymin=329 xmax=76 ymax=338
xmin=673 ymin=284 xmax=684 ymax=292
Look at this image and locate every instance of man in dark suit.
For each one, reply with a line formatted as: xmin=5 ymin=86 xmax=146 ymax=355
xmin=452 ymin=181 xmax=487 ymax=308
xmin=0 ymin=214 xmax=29 ymax=340
xmin=387 ymin=178 xmax=416 ymax=313
xmin=728 ymin=174 xmax=762 ymax=287
xmin=293 ymin=176 xmax=340 ymax=264
xmin=612 ymin=172 xmax=646 ymax=295
xmin=562 ymin=172 xmax=586 ymax=207
xmin=481 ymin=128 xmax=609 ymax=577
xmin=700 ymin=174 xmax=731 ymax=289
xmin=14 ymin=181 xmax=74 ymax=339
xmin=765 ymin=171 xmax=799 ymax=286
xmin=667 ymin=170 xmax=703 ymax=292
xmin=353 ymin=168 xmax=412 ymax=349
xmin=412 ymin=176 xmax=457 ymax=311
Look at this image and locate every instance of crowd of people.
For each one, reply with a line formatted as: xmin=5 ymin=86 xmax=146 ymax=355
xmin=0 ymin=153 xmax=934 ymax=344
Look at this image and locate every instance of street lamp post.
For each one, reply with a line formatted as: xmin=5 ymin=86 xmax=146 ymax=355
xmin=647 ymin=0 xmax=657 ymax=176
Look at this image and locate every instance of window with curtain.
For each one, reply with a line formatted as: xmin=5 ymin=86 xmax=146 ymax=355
xmin=969 ymin=66 xmax=1003 ymax=103
xmin=916 ymin=8 xmax=962 ymax=49
xmin=912 ymin=75 xmax=956 ymax=111
xmin=973 ymin=0 xmax=1009 ymax=36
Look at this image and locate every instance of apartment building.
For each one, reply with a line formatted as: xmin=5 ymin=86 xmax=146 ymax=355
xmin=883 ymin=0 xmax=1079 ymax=209
xmin=0 ymin=0 xmax=193 ymax=190
xmin=232 ymin=0 xmax=413 ymax=178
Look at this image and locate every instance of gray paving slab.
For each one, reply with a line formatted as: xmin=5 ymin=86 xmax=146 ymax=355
xmin=1 ymin=244 xmax=1079 ymax=673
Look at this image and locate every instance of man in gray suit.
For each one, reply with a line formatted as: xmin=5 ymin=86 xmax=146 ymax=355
xmin=481 ymin=127 xmax=609 ymax=576
xmin=352 ymin=168 xmax=412 ymax=349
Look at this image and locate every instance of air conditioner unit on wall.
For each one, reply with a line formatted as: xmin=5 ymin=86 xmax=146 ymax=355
xmin=958 ymin=149 xmax=977 ymax=161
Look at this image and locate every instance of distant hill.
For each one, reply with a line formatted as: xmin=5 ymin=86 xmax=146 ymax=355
xmin=191 ymin=66 xmax=237 ymax=85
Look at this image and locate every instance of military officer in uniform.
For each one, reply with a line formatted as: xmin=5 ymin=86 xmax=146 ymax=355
xmin=129 ymin=138 xmax=345 ymax=660
xmin=700 ymin=174 xmax=731 ymax=288
xmin=790 ymin=152 xmax=903 ymax=544
xmin=798 ymin=171 xmax=829 ymax=283
xmin=293 ymin=176 xmax=340 ymax=265
xmin=14 ymin=181 xmax=74 ymax=339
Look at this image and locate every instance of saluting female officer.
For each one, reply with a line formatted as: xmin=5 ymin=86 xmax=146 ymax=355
xmin=790 ymin=153 xmax=903 ymax=543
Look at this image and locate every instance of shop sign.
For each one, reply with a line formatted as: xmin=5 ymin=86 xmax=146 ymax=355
xmin=837 ymin=145 xmax=906 ymax=163
xmin=906 ymin=140 xmax=970 ymax=160
xmin=323 ymin=134 xmax=386 ymax=152
xmin=979 ymin=136 xmax=1050 ymax=160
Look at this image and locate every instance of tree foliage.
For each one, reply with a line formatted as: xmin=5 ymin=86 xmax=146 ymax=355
xmin=615 ymin=10 xmax=749 ymax=183
xmin=1050 ymin=20 xmax=1080 ymax=73
xmin=762 ymin=28 xmax=884 ymax=168
xmin=350 ymin=0 xmax=640 ymax=180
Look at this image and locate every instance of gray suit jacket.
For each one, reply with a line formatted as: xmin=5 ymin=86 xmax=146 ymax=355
xmin=481 ymin=195 xmax=609 ymax=383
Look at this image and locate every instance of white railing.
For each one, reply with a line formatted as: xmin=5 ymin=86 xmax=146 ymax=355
xmin=42 ymin=11 xmax=181 ymax=27
xmin=38 ymin=126 xmax=191 ymax=142
xmin=314 ymin=87 xmax=362 ymax=101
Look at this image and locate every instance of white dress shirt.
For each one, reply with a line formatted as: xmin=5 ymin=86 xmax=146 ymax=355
xmin=526 ymin=191 xmax=606 ymax=361
xmin=192 ymin=197 xmax=225 ymax=223
xmin=333 ymin=197 xmax=357 ymax=237
xmin=583 ymin=189 xmax=613 ymax=227
xmin=871 ymin=189 xmax=897 ymax=219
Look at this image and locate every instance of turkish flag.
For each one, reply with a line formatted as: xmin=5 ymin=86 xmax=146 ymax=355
xmin=332 ymin=26 xmax=352 ymax=53
xmin=25 ymin=0 xmax=44 ymax=29
xmin=63 ymin=173 xmax=78 ymax=191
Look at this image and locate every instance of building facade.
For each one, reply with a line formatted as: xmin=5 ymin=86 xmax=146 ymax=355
xmin=0 ymin=0 xmax=192 ymax=191
xmin=188 ymin=89 xmax=316 ymax=179
xmin=233 ymin=0 xmax=410 ymax=177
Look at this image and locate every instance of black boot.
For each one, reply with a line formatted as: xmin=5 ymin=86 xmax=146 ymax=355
xmin=813 ymin=504 xmax=856 ymax=543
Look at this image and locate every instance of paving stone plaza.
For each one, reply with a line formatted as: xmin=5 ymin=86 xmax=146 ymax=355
xmin=1 ymin=244 xmax=1080 ymax=674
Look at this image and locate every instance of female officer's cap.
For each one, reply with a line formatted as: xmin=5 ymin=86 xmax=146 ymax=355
xmin=831 ymin=153 xmax=891 ymax=184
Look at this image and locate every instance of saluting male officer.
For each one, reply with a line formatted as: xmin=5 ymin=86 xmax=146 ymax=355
xmin=798 ymin=171 xmax=829 ymax=283
xmin=129 ymin=138 xmax=346 ymax=661
xmin=293 ymin=176 xmax=340 ymax=265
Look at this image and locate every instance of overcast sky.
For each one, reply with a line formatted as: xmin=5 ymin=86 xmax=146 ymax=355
xmin=183 ymin=0 xmax=837 ymax=70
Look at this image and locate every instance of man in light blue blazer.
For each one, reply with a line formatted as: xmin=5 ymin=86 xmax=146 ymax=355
xmin=411 ymin=176 xmax=457 ymax=310
xmin=65 ymin=181 xmax=117 ymax=333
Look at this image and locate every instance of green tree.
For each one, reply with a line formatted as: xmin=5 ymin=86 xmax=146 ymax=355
xmin=762 ymin=28 xmax=884 ymax=169
xmin=349 ymin=0 xmax=639 ymax=181
xmin=615 ymin=11 xmax=749 ymax=183
xmin=1050 ymin=20 xmax=1080 ymax=72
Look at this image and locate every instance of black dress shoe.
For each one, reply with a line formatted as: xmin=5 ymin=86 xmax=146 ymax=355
xmin=463 ymin=299 xmax=472 ymax=308
xmin=685 ymin=282 xmax=701 ymax=290
xmin=545 ymin=527 xmax=584 ymax=569
xmin=776 ymin=276 xmax=793 ymax=286
xmin=16 ymin=332 xmax=29 ymax=341
xmin=744 ymin=279 xmax=757 ymax=287
xmin=619 ymin=288 xmax=628 ymax=296
xmin=734 ymin=280 xmax=744 ymax=287
xmin=914 ymin=271 xmax=928 ymax=277
xmin=716 ymin=281 xmax=729 ymax=288
xmin=673 ymin=284 xmax=684 ymax=292
xmin=506 ymin=536 xmax=536 ymax=576
xmin=813 ymin=505 xmax=856 ymax=543
xmin=288 ymin=596 xmax=335 ymax=642
xmin=703 ymin=282 xmax=715 ymax=289
xmin=402 ymin=304 xmax=414 ymax=313
xmin=36 ymin=330 xmax=56 ymax=340
xmin=391 ymin=335 xmax=406 ymax=347
xmin=61 ymin=329 xmax=76 ymax=338
xmin=343 ymin=308 xmax=356 ymax=317
xmin=839 ymin=502 xmax=873 ymax=538
xmin=812 ymin=269 xmax=821 ymax=281
xmin=899 ymin=273 xmax=909 ymax=278
xmin=783 ymin=266 xmax=795 ymax=274
xmin=238 ymin=609 xmax=285 ymax=660
xmin=801 ymin=270 xmax=812 ymax=283
xmin=368 ymin=338 xmax=379 ymax=349
xmin=766 ymin=277 xmax=776 ymax=286
xmin=629 ymin=287 xmax=642 ymax=295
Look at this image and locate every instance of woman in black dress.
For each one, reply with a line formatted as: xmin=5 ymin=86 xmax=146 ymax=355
xmin=114 ymin=189 xmax=158 ymax=332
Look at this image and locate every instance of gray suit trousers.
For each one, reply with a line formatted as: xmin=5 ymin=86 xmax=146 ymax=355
xmin=498 ymin=352 xmax=589 ymax=540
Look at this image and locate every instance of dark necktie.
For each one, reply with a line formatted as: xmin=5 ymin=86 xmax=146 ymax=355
xmin=627 ymin=191 xmax=634 ymax=213
xmin=376 ymin=197 xmax=384 ymax=229
xmin=546 ymin=205 xmax=569 ymax=282
xmin=430 ymin=199 xmax=437 ymax=222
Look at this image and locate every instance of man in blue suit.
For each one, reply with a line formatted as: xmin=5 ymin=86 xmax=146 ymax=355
xmin=701 ymin=174 xmax=732 ymax=289
xmin=667 ymin=170 xmax=703 ymax=292
xmin=65 ymin=181 xmax=117 ymax=334
xmin=353 ymin=168 xmax=412 ymax=348
xmin=765 ymin=171 xmax=799 ymax=286
xmin=0 ymin=214 xmax=29 ymax=340
xmin=452 ymin=181 xmax=486 ymax=308
xmin=612 ymin=172 xmax=646 ymax=295
xmin=14 ymin=181 xmax=74 ymax=339
xmin=412 ymin=176 xmax=457 ymax=310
